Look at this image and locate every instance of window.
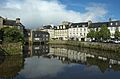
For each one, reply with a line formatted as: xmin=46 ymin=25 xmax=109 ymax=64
xmin=80 ymin=33 xmax=82 ymax=35
xmin=35 ymin=34 xmax=37 ymax=37
xmin=110 ymin=23 xmax=113 ymax=25
xmin=34 ymin=38 xmax=39 ymax=40
xmin=84 ymin=33 xmax=86 ymax=36
xmin=82 ymin=25 xmax=85 ymax=27
xmin=112 ymin=27 xmax=115 ymax=31
xmin=84 ymin=28 xmax=86 ymax=31
xmin=46 ymin=35 xmax=48 ymax=37
xmin=116 ymin=22 xmax=118 ymax=25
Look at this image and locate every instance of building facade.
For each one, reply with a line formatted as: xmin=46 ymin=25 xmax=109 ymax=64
xmin=68 ymin=22 xmax=89 ymax=41
xmin=41 ymin=25 xmax=55 ymax=40
xmin=32 ymin=30 xmax=49 ymax=44
xmin=90 ymin=20 xmax=120 ymax=38
xmin=54 ymin=25 xmax=69 ymax=40
xmin=41 ymin=20 xmax=120 ymax=41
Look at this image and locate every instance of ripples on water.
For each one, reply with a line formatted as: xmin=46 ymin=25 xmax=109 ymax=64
xmin=0 ymin=44 xmax=120 ymax=79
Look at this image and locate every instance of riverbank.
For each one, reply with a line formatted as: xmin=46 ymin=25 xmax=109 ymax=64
xmin=0 ymin=42 xmax=23 ymax=55
xmin=48 ymin=40 xmax=120 ymax=53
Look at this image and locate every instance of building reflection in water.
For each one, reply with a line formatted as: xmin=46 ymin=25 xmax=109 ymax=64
xmin=43 ymin=45 xmax=120 ymax=73
xmin=23 ymin=44 xmax=49 ymax=58
xmin=1 ymin=44 xmax=120 ymax=79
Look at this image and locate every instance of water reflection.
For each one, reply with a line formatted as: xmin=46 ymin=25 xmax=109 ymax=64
xmin=45 ymin=45 xmax=120 ymax=73
xmin=0 ymin=55 xmax=24 ymax=79
xmin=1 ymin=44 xmax=120 ymax=79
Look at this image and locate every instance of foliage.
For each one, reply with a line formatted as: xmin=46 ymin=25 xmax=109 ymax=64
xmin=87 ymin=29 xmax=96 ymax=39
xmin=114 ymin=28 xmax=120 ymax=39
xmin=87 ymin=24 xmax=111 ymax=41
xmin=1 ymin=27 xmax=24 ymax=43
xmin=99 ymin=24 xmax=110 ymax=40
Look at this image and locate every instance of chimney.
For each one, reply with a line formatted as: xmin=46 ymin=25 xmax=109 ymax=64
xmin=16 ymin=18 xmax=20 ymax=24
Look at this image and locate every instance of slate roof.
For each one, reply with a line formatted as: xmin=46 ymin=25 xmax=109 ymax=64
xmin=3 ymin=20 xmax=19 ymax=26
xmin=71 ymin=22 xmax=88 ymax=28
xmin=91 ymin=22 xmax=109 ymax=28
xmin=43 ymin=25 xmax=52 ymax=29
xmin=2 ymin=19 xmax=25 ymax=29
xmin=108 ymin=20 xmax=120 ymax=27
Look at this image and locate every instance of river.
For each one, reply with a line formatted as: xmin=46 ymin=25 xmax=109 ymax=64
xmin=0 ymin=44 xmax=120 ymax=79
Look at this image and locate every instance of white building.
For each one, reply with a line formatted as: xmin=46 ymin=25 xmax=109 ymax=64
xmin=54 ymin=25 xmax=69 ymax=40
xmin=41 ymin=20 xmax=120 ymax=41
xmin=91 ymin=20 xmax=120 ymax=38
xmin=40 ymin=25 xmax=55 ymax=40
xmin=68 ymin=22 xmax=89 ymax=41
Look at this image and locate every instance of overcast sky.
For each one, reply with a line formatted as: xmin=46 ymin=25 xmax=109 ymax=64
xmin=0 ymin=0 xmax=120 ymax=28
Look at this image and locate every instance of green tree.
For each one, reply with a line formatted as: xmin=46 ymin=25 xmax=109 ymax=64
xmin=87 ymin=29 xmax=96 ymax=40
xmin=114 ymin=28 xmax=120 ymax=39
xmin=1 ymin=27 xmax=24 ymax=43
xmin=95 ymin=30 xmax=101 ymax=41
xmin=99 ymin=24 xmax=110 ymax=40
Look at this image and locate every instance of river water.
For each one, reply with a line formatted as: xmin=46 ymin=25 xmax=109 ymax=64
xmin=0 ymin=44 xmax=120 ymax=79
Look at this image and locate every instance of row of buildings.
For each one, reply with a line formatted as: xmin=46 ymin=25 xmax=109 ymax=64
xmin=40 ymin=20 xmax=120 ymax=41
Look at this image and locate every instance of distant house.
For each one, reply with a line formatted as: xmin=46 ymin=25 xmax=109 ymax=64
xmin=0 ymin=16 xmax=27 ymax=43
xmin=0 ymin=16 xmax=25 ymax=30
xmin=89 ymin=20 xmax=120 ymax=38
xmin=41 ymin=25 xmax=55 ymax=40
xmin=32 ymin=31 xmax=49 ymax=44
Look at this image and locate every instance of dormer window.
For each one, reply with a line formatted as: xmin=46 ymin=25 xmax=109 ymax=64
xmin=116 ymin=22 xmax=118 ymax=25
xmin=82 ymin=25 xmax=85 ymax=27
xmin=110 ymin=23 xmax=113 ymax=26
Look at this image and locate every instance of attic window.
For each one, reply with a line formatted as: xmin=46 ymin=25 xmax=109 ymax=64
xmin=110 ymin=23 xmax=113 ymax=25
xmin=116 ymin=22 xmax=118 ymax=25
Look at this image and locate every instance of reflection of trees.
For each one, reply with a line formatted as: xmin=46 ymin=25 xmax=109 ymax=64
xmin=0 ymin=55 xmax=24 ymax=79
xmin=50 ymin=45 xmax=120 ymax=60
xmin=49 ymin=45 xmax=120 ymax=73
xmin=87 ymin=57 xmax=109 ymax=73
xmin=0 ymin=49 xmax=5 ymax=65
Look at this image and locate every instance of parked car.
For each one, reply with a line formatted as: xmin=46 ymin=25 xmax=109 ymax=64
xmin=113 ymin=40 xmax=120 ymax=44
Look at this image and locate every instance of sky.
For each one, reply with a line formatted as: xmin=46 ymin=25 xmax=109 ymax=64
xmin=0 ymin=0 xmax=120 ymax=28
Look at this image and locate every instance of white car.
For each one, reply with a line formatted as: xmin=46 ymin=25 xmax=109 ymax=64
xmin=114 ymin=40 xmax=120 ymax=44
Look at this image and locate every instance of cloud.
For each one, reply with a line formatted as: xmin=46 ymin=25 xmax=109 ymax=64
xmin=0 ymin=0 xmax=108 ymax=28
xmin=19 ymin=56 xmax=67 ymax=79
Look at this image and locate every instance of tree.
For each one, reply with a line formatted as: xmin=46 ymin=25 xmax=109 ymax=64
xmin=114 ymin=28 xmax=120 ymax=39
xmin=95 ymin=30 xmax=101 ymax=41
xmin=87 ymin=29 xmax=96 ymax=40
xmin=1 ymin=27 xmax=24 ymax=43
xmin=99 ymin=24 xmax=110 ymax=40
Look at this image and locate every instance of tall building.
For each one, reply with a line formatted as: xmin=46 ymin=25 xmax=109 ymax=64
xmin=54 ymin=24 xmax=69 ymax=40
xmin=68 ymin=22 xmax=89 ymax=41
